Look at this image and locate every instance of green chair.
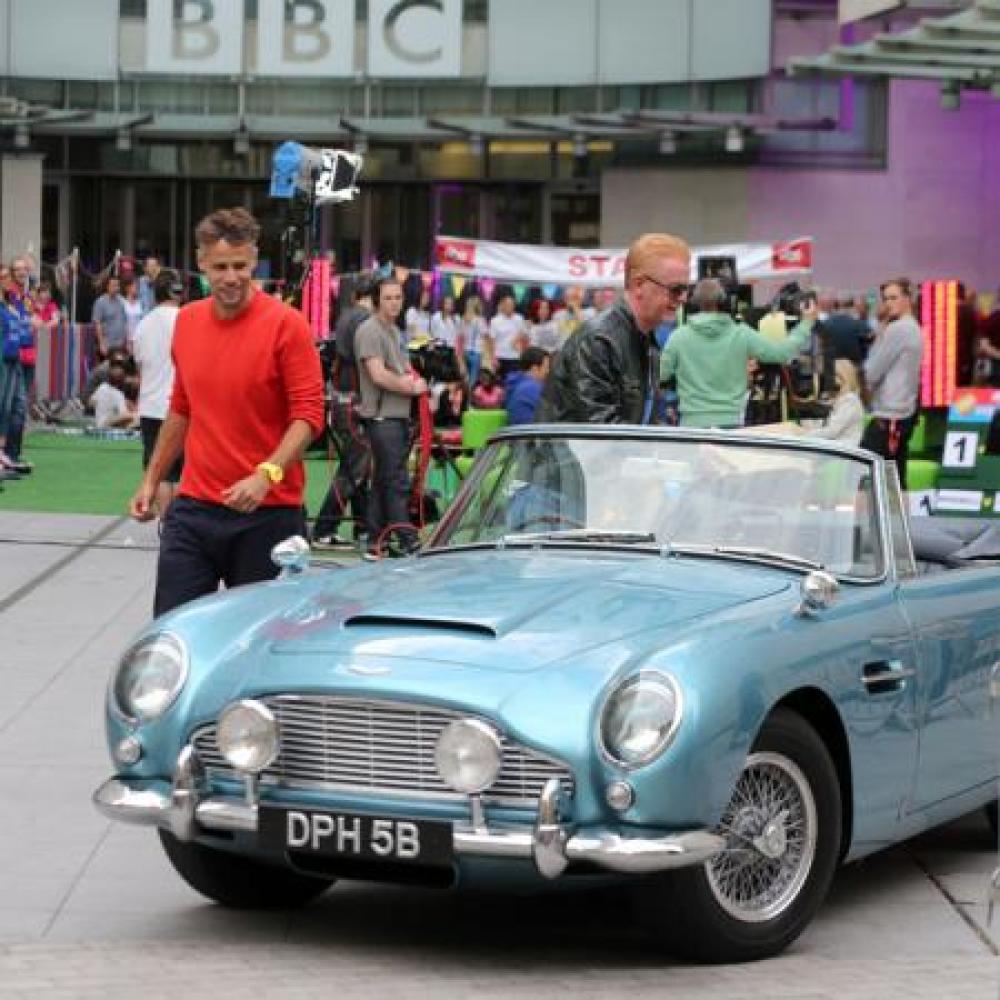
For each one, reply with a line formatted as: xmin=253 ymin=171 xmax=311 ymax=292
xmin=455 ymin=409 xmax=508 ymax=479
xmin=905 ymin=459 xmax=939 ymax=492
xmin=907 ymin=413 xmax=927 ymax=456
xmin=461 ymin=408 xmax=508 ymax=450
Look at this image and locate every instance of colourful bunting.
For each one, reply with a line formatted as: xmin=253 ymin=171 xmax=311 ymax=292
xmin=451 ymin=275 xmax=466 ymax=299
xmin=421 ymin=271 xmax=435 ymax=291
xmin=395 ymin=266 xmax=410 ymax=284
xmin=542 ymin=283 xmax=561 ymax=301
xmin=512 ymin=283 xmax=528 ymax=305
xmin=479 ymin=277 xmax=496 ymax=301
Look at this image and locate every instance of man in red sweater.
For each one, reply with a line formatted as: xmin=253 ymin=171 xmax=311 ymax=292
xmin=129 ymin=208 xmax=325 ymax=616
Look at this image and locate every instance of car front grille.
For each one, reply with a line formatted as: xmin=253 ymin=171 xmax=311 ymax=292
xmin=191 ymin=695 xmax=574 ymax=809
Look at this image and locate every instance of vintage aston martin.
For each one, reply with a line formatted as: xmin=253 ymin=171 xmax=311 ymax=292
xmin=95 ymin=427 xmax=1000 ymax=962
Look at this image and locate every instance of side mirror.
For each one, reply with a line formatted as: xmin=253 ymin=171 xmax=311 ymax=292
xmin=271 ymin=535 xmax=311 ymax=577
xmin=796 ymin=570 xmax=839 ymax=617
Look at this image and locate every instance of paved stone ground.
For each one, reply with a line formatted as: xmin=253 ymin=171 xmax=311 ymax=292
xmin=0 ymin=511 xmax=997 ymax=999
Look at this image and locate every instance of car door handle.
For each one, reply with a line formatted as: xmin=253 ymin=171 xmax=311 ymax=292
xmin=862 ymin=660 xmax=914 ymax=693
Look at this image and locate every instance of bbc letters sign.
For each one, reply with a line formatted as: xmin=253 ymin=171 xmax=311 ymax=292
xmin=367 ymin=0 xmax=463 ymax=79
xmin=146 ymin=0 xmax=244 ymax=75
xmin=256 ymin=0 xmax=354 ymax=77
xmin=143 ymin=0 xmax=462 ymax=78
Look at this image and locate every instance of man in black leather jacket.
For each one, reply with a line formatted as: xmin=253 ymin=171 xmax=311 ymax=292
xmin=537 ymin=233 xmax=691 ymax=424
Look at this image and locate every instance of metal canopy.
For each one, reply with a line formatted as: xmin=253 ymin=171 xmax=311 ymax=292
xmin=790 ymin=1 xmax=1000 ymax=89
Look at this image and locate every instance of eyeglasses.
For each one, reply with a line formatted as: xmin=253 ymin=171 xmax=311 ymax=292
xmin=641 ymin=273 xmax=689 ymax=297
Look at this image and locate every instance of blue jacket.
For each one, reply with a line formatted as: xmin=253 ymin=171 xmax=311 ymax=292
xmin=1 ymin=305 xmax=22 ymax=361
xmin=505 ymin=371 xmax=543 ymax=425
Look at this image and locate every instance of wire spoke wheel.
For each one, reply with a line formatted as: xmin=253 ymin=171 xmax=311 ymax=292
xmin=706 ymin=751 xmax=818 ymax=923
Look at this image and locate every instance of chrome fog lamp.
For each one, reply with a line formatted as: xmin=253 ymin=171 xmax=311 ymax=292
xmin=600 ymin=671 xmax=682 ymax=769
xmin=271 ymin=535 xmax=311 ymax=576
xmin=216 ymin=700 xmax=279 ymax=774
xmin=435 ymin=719 xmax=502 ymax=794
xmin=113 ymin=632 xmax=189 ymax=722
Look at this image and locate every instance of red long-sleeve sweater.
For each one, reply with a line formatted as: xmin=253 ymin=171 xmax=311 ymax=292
xmin=169 ymin=292 xmax=325 ymax=508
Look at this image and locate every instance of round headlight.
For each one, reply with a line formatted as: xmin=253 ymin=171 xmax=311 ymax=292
xmin=216 ymin=700 xmax=279 ymax=774
xmin=113 ymin=633 xmax=188 ymax=722
xmin=599 ymin=672 xmax=682 ymax=769
xmin=435 ymin=719 xmax=502 ymax=794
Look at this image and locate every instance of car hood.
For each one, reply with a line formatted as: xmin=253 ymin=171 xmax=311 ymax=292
xmin=256 ymin=549 xmax=791 ymax=673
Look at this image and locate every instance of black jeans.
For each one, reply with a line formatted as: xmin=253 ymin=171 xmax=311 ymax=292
xmin=154 ymin=496 xmax=306 ymax=617
xmin=314 ymin=399 xmax=371 ymax=538
xmin=365 ymin=418 xmax=415 ymax=549
xmin=860 ymin=414 xmax=916 ymax=490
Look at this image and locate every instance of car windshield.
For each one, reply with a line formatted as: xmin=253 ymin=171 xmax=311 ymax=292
xmin=429 ymin=434 xmax=883 ymax=579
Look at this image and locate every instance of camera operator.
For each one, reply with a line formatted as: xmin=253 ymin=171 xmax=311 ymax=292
xmin=356 ymin=276 xmax=428 ymax=558
xmin=660 ymin=278 xmax=817 ymax=428
xmin=313 ymin=277 xmax=374 ymax=550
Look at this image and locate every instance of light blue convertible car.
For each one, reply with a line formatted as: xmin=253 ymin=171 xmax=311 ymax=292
xmin=94 ymin=427 xmax=1000 ymax=962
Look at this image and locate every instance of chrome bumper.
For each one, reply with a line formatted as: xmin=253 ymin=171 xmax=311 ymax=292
xmin=94 ymin=747 xmax=724 ymax=879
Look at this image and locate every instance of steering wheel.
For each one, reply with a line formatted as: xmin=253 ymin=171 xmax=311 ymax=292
xmin=516 ymin=513 xmax=586 ymax=532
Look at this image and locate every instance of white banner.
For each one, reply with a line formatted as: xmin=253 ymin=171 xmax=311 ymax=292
xmin=434 ymin=236 xmax=814 ymax=287
xmin=256 ymin=0 xmax=354 ymax=78
xmin=146 ymin=0 xmax=244 ymax=75
xmin=367 ymin=0 xmax=462 ymax=78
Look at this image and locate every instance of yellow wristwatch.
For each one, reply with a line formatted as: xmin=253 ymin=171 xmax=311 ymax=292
xmin=256 ymin=462 xmax=284 ymax=485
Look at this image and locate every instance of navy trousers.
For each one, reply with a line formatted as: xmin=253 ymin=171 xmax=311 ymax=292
xmin=154 ymin=496 xmax=306 ymax=617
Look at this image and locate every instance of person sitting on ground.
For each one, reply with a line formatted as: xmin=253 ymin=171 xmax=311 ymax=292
xmin=93 ymin=357 xmax=139 ymax=429
xmin=471 ymin=367 xmax=504 ymax=409
xmin=505 ymin=347 xmax=551 ymax=425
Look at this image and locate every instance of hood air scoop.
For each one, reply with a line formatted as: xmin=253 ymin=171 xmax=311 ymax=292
xmin=342 ymin=614 xmax=498 ymax=639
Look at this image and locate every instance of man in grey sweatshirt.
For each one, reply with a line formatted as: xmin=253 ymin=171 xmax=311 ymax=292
xmin=861 ymin=278 xmax=924 ymax=489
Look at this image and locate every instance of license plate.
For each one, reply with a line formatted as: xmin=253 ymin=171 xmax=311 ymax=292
xmin=259 ymin=807 xmax=453 ymax=866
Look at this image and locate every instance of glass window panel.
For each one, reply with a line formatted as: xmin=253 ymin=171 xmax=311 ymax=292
xmin=640 ymin=83 xmax=691 ymax=112
xmin=275 ymin=83 xmax=349 ymax=116
xmin=490 ymin=88 xmax=518 ymax=115
xmin=380 ymin=86 xmax=418 ymax=117
xmin=134 ymin=180 xmax=175 ymax=261
xmin=435 ymin=185 xmax=480 ymax=238
xmin=419 ymin=143 xmax=482 ymax=181
xmin=551 ymin=193 xmax=600 ymax=247
xmin=710 ymin=80 xmax=753 ymax=114
xmin=207 ymin=83 xmax=239 ymax=115
xmin=69 ymin=81 xmax=100 ymax=110
xmin=420 ymin=86 xmax=484 ymax=115
xmin=247 ymin=84 xmax=279 ymax=116
xmin=488 ymin=142 xmax=553 ymax=182
xmin=137 ymin=80 xmax=205 ymax=114
xmin=9 ymin=78 xmax=64 ymax=105
xmin=489 ymin=186 xmax=541 ymax=244
xmin=556 ymin=87 xmax=598 ymax=114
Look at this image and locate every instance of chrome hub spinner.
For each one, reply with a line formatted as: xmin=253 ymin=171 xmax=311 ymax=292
xmin=706 ymin=752 xmax=818 ymax=923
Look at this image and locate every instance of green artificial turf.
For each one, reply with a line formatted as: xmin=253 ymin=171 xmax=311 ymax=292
xmin=0 ymin=432 xmax=340 ymax=517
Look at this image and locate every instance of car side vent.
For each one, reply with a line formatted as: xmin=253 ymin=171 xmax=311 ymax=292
xmin=342 ymin=615 xmax=497 ymax=638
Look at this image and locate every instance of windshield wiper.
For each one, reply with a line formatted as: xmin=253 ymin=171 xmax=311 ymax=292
xmin=499 ymin=528 xmax=657 ymax=547
xmin=705 ymin=545 xmax=823 ymax=571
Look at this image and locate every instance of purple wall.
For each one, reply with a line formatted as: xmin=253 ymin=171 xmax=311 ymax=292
xmin=750 ymin=68 xmax=1000 ymax=293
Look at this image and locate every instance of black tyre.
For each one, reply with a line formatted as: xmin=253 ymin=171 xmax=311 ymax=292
xmin=159 ymin=830 xmax=334 ymax=908
xmin=638 ymin=708 xmax=842 ymax=963
xmin=986 ymin=800 xmax=998 ymax=839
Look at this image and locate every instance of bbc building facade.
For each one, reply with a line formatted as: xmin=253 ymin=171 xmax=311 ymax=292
xmin=1 ymin=0 xmax=998 ymax=291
